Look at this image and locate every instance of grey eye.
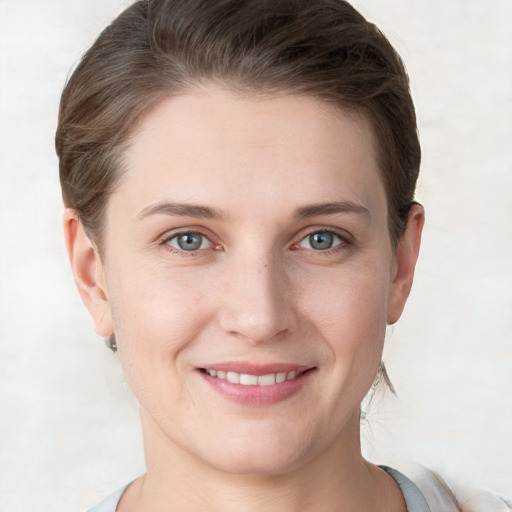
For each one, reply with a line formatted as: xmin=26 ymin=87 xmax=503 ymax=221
xmin=168 ymin=232 xmax=208 ymax=251
xmin=299 ymin=231 xmax=342 ymax=251
xmin=309 ymin=232 xmax=334 ymax=250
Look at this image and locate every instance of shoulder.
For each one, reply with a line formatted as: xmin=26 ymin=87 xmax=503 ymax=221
xmin=84 ymin=484 xmax=129 ymax=512
xmin=402 ymin=465 xmax=511 ymax=512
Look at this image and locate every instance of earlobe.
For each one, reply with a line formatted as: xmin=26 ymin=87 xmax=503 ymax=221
xmin=387 ymin=204 xmax=425 ymax=325
xmin=63 ymin=209 xmax=113 ymax=337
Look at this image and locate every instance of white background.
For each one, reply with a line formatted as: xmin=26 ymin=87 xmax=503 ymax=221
xmin=0 ymin=0 xmax=511 ymax=509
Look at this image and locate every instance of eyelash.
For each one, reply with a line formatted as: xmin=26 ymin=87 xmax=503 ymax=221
xmin=159 ymin=228 xmax=351 ymax=256
xmin=160 ymin=230 xmax=218 ymax=256
xmin=291 ymin=229 xmax=349 ymax=255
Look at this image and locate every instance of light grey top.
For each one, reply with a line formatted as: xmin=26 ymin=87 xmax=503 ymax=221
xmin=380 ymin=466 xmax=431 ymax=512
xmin=85 ymin=466 xmax=430 ymax=512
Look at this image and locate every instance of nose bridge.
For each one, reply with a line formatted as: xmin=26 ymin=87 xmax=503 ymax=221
xmin=219 ymin=244 xmax=297 ymax=343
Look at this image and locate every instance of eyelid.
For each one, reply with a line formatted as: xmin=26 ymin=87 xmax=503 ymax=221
xmin=299 ymin=231 xmax=342 ymax=249
xmin=159 ymin=228 xmax=219 ymax=254
xmin=291 ymin=226 xmax=353 ymax=251
xmin=157 ymin=225 xmax=353 ymax=255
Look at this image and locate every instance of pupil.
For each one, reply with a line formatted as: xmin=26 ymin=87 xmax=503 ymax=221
xmin=178 ymin=233 xmax=202 ymax=250
xmin=310 ymin=232 xmax=333 ymax=250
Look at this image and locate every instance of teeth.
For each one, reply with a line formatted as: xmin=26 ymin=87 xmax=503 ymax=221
xmin=258 ymin=374 xmax=275 ymax=386
xmin=240 ymin=374 xmax=258 ymax=385
xmin=276 ymin=372 xmax=286 ymax=383
xmin=205 ymin=369 xmax=302 ymax=385
xmin=226 ymin=371 xmax=240 ymax=384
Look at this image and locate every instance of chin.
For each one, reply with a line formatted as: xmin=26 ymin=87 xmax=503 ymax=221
xmin=207 ymin=449 xmax=306 ymax=477
xmin=195 ymin=422 xmax=318 ymax=476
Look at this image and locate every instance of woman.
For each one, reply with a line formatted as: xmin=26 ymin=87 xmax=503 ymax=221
xmin=56 ymin=0 xmax=510 ymax=510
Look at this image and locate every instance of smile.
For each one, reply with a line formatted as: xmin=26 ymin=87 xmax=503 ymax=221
xmin=202 ymin=369 xmax=304 ymax=386
xmin=198 ymin=365 xmax=316 ymax=406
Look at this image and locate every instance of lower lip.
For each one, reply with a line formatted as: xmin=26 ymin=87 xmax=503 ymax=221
xmin=199 ymin=369 xmax=316 ymax=406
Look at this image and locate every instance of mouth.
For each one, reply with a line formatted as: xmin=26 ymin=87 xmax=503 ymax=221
xmin=199 ymin=368 xmax=306 ymax=386
xmin=197 ymin=364 xmax=316 ymax=406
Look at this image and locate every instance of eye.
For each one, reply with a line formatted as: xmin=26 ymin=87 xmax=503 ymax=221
xmin=298 ymin=230 xmax=343 ymax=251
xmin=165 ymin=232 xmax=211 ymax=251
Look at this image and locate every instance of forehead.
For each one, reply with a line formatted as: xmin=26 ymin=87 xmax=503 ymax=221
xmin=115 ymin=89 xmax=385 ymax=221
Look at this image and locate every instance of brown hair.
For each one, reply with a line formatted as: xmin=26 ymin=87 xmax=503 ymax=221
xmin=56 ymin=0 xmax=420 ymax=251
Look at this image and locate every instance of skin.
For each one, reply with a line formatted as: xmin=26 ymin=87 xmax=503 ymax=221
xmin=64 ymin=89 xmax=424 ymax=512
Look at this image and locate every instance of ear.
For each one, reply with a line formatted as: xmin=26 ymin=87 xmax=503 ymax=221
xmin=63 ymin=209 xmax=113 ymax=337
xmin=387 ymin=204 xmax=425 ymax=325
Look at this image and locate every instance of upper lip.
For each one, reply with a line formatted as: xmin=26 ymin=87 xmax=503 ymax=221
xmin=198 ymin=362 xmax=313 ymax=376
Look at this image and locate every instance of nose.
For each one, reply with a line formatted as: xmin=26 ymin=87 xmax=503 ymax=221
xmin=218 ymin=251 xmax=298 ymax=344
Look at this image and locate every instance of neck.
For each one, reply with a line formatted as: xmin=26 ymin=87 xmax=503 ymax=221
xmin=118 ymin=408 xmax=406 ymax=512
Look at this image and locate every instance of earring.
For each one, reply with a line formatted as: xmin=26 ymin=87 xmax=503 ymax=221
xmin=104 ymin=334 xmax=117 ymax=352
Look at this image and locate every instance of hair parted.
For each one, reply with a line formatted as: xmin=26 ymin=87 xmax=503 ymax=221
xmin=56 ymin=0 xmax=420 ymax=251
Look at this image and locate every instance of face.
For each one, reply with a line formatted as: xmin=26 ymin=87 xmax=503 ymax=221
xmin=68 ymin=89 xmax=422 ymax=476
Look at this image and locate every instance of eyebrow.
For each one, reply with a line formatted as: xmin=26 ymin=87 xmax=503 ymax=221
xmin=137 ymin=200 xmax=369 ymax=221
xmin=138 ymin=202 xmax=225 ymax=220
xmin=294 ymin=201 xmax=370 ymax=219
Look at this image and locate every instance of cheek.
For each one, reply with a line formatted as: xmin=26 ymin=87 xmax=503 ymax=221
xmin=107 ymin=261 xmax=213 ymax=360
xmin=301 ymin=257 xmax=390 ymax=329
xmin=106 ymin=266 xmax=216 ymax=418
xmin=298 ymin=259 xmax=391 ymax=375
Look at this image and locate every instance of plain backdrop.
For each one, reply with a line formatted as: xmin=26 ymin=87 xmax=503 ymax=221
xmin=0 ymin=0 xmax=511 ymax=509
